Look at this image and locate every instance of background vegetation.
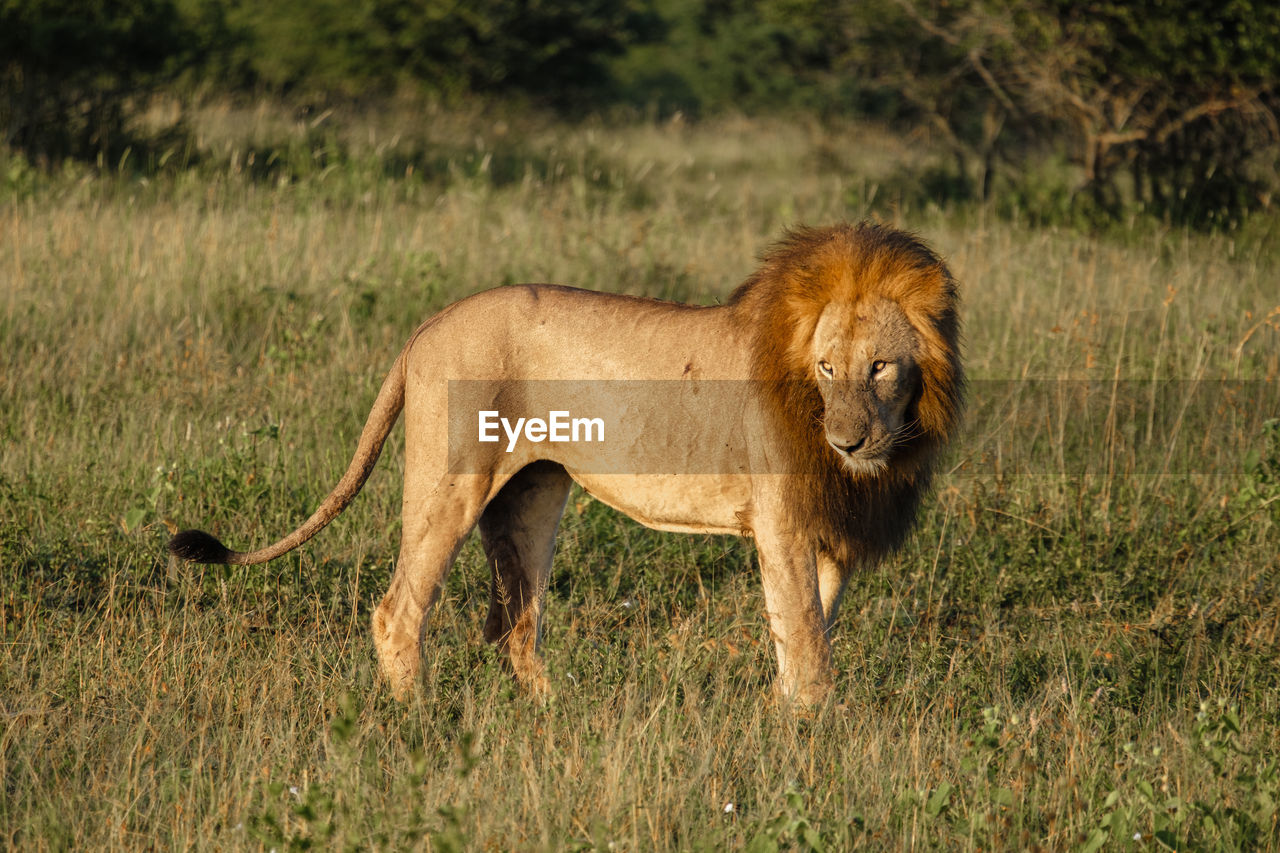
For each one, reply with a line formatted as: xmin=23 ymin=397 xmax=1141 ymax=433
xmin=2 ymin=1 xmax=1280 ymax=850
xmin=3 ymin=0 xmax=1279 ymax=225
xmin=2 ymin=100 xmax=1279 ymax=849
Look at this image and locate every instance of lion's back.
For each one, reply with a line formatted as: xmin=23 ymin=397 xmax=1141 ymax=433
xmin=407 ymin=284 xmax=744 ymax=383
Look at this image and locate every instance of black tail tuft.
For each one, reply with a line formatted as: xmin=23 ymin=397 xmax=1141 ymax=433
xmin=169 ymin=529 xmax=234 ymax=564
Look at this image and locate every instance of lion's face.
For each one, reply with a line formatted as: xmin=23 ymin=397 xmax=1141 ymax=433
xmin=810 ymin=297 xmax=921 ymax=475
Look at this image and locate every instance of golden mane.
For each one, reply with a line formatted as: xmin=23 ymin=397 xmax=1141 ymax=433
xmin=727 ymin=222 xmax=964 ymax=562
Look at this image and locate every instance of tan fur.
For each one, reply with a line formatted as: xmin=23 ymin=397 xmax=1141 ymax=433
xmin=170 ymin=223 xmax=962 ymax=706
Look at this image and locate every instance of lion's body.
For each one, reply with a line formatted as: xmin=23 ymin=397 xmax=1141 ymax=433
xmin=403 ymin=285 xmax=757 ymax=535
xmin=170 ymin=223 xmax=962 ymax=705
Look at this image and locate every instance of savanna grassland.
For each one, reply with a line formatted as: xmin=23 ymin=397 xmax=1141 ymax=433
xmin=2 ymin=101 xmax=1279 ymax=850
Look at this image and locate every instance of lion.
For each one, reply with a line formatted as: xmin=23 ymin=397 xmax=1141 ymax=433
xmin=170 ymin=222 xmax=962 ymax=705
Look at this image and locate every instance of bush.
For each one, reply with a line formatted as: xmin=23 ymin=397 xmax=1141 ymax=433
xmin=0 ymin=0 xmax=199 ymax=161
xmin=217 ymin=0 xmax=664 ymax=102
xmin=831 ymin=0 xmax=1280 ymax=225
xmin=611 ymin=0 xmax=1280 ymax=226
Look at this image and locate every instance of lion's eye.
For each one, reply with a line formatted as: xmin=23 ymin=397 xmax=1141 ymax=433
xmin=871 ymin=360 xmax=888 ymax=376
xmin=818 ymin=360 xmax=834 ymax=378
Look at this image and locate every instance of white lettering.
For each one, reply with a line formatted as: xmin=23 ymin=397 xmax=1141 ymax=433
xmin=478 ymin=411 xmax=500 ymax=442
xmin=549 ymin=410 xmax=570 ymax=441
xmin=572 ymin=416 xmax=605 ymax=442
xmin=480 ymin=410 xmax=605 ymax=452
xmin=502 ymin=417 xmax=525 ymax=453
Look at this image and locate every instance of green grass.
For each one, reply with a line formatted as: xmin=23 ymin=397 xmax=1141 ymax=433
xmin=2 ymin=101 xmax=1279 ymax=850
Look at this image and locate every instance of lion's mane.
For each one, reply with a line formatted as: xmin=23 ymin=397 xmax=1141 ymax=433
xmin=727 ymin=222 xmax=964 ymax=564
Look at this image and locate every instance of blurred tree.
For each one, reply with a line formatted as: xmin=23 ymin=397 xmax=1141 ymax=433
xmin=213 ymin=0 xmax=385 ymax=95
xmin=841 ymin=0 xmax=1280 ymax=223
xmin=1038 ymin=0 xmax=1280 ymax=222
xmin=5 ymin=0 xmax=1275 ymax=225
xmin=610 ymin=0 xmax=853 ymax=113
xmin=0 ymin=0 xmax=198 ymax=161
xmin=613 ymin=0 xmax=1279 ymax=224
xmin=223 ymin=0 xmax=664 ymax=102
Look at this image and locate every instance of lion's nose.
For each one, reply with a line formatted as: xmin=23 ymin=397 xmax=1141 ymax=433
xmin=830 ymin=435 xmax=866 ymax=455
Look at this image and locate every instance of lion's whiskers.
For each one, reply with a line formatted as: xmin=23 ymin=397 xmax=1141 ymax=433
xmin=892 ymin=419 xmax=926 ymax=446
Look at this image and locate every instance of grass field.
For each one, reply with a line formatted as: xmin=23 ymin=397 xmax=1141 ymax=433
xmin=2 ymin=101 xmax=1279 ymax=850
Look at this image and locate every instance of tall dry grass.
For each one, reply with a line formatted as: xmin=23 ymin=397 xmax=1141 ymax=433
xmin=2 ymin=101 xmax=1278 ymax=850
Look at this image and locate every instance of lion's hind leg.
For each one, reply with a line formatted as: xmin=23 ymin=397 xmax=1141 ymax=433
xmin=478 ymin=461 xmax=572 ymax=697
xmin=373 ymin=472 xmax=492 ymax=701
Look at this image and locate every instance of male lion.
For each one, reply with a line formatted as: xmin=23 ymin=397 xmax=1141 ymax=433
xmin=170 ymin=223 xmax=962 ymax=705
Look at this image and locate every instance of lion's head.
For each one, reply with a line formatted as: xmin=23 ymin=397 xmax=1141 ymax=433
xmin=809 ymin=295 xmax=923 ymax=476
xmin=728 ymin=222 xmax=963 ymax=557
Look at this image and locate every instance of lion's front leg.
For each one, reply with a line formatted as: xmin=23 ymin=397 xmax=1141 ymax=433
xmin=817 ymin=551 xmax=854 ymax=631
xmin=754 ymin=525 xmax=834 ymax=706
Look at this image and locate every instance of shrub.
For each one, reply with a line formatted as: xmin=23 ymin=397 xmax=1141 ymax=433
xmin=0 ymin=0 xmax=199 ymax=161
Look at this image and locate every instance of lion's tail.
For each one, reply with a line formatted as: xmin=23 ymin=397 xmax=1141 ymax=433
xmin=168 ymin=344 xmax=409 ymax=566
